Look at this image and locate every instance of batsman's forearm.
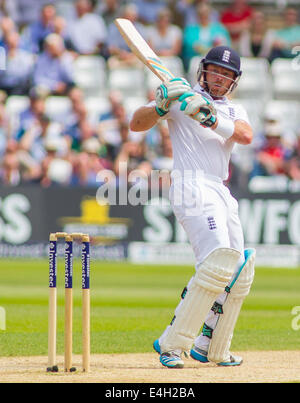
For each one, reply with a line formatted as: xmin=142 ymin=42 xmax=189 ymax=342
xmin=130 ymin=106 xmax=161 ymax=132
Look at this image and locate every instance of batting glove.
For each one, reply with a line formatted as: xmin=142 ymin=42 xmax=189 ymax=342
xmin=179 ymin=92 xmax=217 ymax=127
xmin=155 ymin=77 xmax=191 ymax=116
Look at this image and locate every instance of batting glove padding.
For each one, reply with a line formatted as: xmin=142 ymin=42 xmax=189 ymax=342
xmin=179 ymin=92 xmax=217 ymax=127
xmin=155 ymin=77 xmax=191 ymax=116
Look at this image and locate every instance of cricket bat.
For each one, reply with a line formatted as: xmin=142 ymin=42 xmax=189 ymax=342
xmin=114 ymin=18 xmax=174 ymax=82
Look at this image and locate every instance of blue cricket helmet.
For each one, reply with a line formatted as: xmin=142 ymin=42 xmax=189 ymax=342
xmin=197 ymin=46 xmax=242 ymax=96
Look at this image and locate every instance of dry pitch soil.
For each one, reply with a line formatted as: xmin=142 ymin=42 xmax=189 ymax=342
xmin=0 ymin=351 xmax=300 ymax=383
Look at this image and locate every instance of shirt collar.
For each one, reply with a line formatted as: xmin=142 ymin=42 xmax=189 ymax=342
xmin=193 ymin=83 xmax=228 ymax=104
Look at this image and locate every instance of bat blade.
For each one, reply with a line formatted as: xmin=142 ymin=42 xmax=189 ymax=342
xmin=114 ymin=18 xmax=174 ymax=82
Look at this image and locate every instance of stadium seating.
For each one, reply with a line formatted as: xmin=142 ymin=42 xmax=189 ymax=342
xmin=125 ymin=96 xmax=147 ymax=117
xmin=108 ymin=67 xmax=146 ymax=97
xmin=264 ymin=99 xmax=300 ymax=132
xmin=74 ymin=55 xmax=107 ymax=96
xmin=187 ymin=56 xmax=202 ymax=86
xmin=45 ymin=96 xmax=72 ymax=121
xmin=235 ymin=57 xmax=272 ymax=101
xmin=5 ymin=95 xmax=30 ymax=133
xmin=85 ymin=96 xmax=111 ymax=126
xmin=271 ymin=58 xmax=300 ymax=100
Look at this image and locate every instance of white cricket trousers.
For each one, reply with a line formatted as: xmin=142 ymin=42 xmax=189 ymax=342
xmin=161 ymin=172 xmax=245 ymax=351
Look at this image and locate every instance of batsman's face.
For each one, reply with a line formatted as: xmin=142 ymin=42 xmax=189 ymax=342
xmin=205 ymin=64 xmax=236 ymax=97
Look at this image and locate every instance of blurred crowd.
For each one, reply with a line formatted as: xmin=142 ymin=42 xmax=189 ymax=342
xmin=0 ymin=0 xmax=299 ymax=189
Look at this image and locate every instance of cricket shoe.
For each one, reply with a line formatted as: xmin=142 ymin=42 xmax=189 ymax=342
xmin=153 ymin=339 xmax=161 ymax=354
xmin=160 ymin=352 xmax=184 ymax=369
xmin=190 ymin=346 xmax=209 ymax=363
xmin=217 ymin=354 xmax=243 ymax=366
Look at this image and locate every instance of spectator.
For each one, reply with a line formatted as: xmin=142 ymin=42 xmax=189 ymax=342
xmin=250 ymin=120 xmax=288 ymax=178
xmin=285 ymin=131 xmax=300 ymax=180
xmin=114 ymin=138 xmax=152 ymax=188
xmin=106 ymin=3 xmax=146 ymax=68
xmin=0 ymin=138 xmax=20 ymax=185
xmin=238 ymin=10 xmax=275 ymax=59
xmin=33 ymin=33 xmax=75 ymax=95
xmin=96 ymin=0 xmax=120 ymax=27
xmin=0 ymin=16 xmax=16 ymax=46
xmin=133 ymin=0 xmax=166 ymax=25
xmin=40 ymin=136 xmax=73 ymax=187
xmin=270 ymin=7 xmax=300 ymax=61
xmin=176 ymin=0 xmax=219 ymax=27
xmin=221 ymin=0 xmax=253 ymax=49
xmin=97 ymin=90 xmax=128 ymax=161
xmin=152 ymin=124 xmax=173 ymax=172
xmin=19 ymin=114 xmax=67 ymax=163
xmin=14 ymin=88 xmax=47 ymax=140
xmin=182 ymin=3 xmax=231 ymax=69
xmin=0 ymin=30 xmax=35 ymax=95
xmin=11 ymin=0 xmax=57 ymax=29
xmin=147 ymin=8 xmax=182 ymax=57
xmin=75 ymin=137 xmax=110 ymax=186
xmin=0 ymin=102 xmax=9 ymax=157
xmin=66 ymin=0 xmax=107 ymax=55
xmin=22 ymin=3 xmax=57 ymax=53
xmin=63 ymin=95 xmax=89 ymax=151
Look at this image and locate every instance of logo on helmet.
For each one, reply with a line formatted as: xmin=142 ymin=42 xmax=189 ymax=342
xmin=222 ymin=50 xmax=231 ymax=63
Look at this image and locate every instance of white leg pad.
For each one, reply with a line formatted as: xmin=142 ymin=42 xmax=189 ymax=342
xmin=160 ymin=248 xmax=241 ymax=353
xmin=208 ymin=249 xmax=256 ymax=363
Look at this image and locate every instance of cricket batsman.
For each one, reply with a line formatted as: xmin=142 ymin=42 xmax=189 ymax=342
xmin=130 ymin=46 xmax=256 ymax=368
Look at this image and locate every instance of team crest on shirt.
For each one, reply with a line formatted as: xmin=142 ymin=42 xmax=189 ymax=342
xmin=207 ymin=216 xmax=217 ymax=230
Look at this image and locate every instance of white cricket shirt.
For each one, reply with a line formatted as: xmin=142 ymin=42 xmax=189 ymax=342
xmin=158 ymin=84 xmax=250 ymax=181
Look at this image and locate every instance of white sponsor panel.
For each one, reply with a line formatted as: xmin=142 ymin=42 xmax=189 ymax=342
xmin=129 ymin=242 xmax=195 ymax=265
xmin=129 ymin=242 xmax=300 ymax=268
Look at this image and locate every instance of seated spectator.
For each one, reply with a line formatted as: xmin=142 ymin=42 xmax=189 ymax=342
xmin=0 ymin=103 xmax=9 ymax=157
xmin=147 ymin=8 xmax=182 ymax=57
xmin=0 ymin=30 xmax=35 ymax=95
xmin=182 ymin=3 xmax=231 ymax=69
xmin=285 ymin=131 xmax=300 ymax=180
xmin=22 ymin=3 xmax=57 ymax=53
xmin=33 ymin=33 xmax=75 ymax=96
xmin=96 ymin=0 xmax=120 ymax=27
xmin=97 ymin=90 xmax=128 ymax=161
xmin=19 ymin=114 xmax=67 ymax=164
xmin=12 ymin=0 xmax=57 ymax=29
xmin=250 ymin=120 xmax=289 ymax=178
xmin=66 ymin=0 xmax=107 ymax=55
xmin=221 ymin=0 xmax=253 ymax=49
xmin=0 ymin=16 xmax=16 ymax=46
xmin=114 ymin=138 xmax=152 ymax=188
xmin=133 ymin=0 xmax=166 ymax=25
xmin=74 ymin=137 xmax=111 ymax=186
xmin=40 ymin=137 xmax=73 ymax=187
xmin=14 ymin=88 xmax=47 ymax=140
xmin=270 ymin=7 xmax=300 ymax=61
xmin=176 ymin=0 xmax=219 ymax=27
xmin=0 ymin=138 xmax=21 ymax=185
xmin=238 ymin=10 xmax=275 ymax=59
xmin=106 ymin=3 xmax=146 ymax=68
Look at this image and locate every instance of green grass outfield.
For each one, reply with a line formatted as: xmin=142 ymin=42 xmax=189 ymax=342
xmin=0 ymin=259 xmax=299 ymax=357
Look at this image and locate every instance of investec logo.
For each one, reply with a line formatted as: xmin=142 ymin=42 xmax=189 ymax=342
xmin=49 ymin=241 xmax=57 ymax=287
xmin=81 ymin=243 xmax=90 ymax=289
